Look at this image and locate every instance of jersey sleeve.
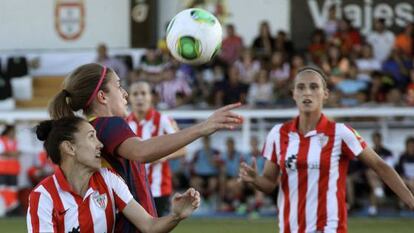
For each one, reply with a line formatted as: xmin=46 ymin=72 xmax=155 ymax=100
xmin=93 ymin=117 xmax=137 ymax=157
xmin=160 ymin=115 xmax=178 ymax=135
xmin=101 ymin=168 xmax=134 ymax=212
xmin=339 ymin=124 xmax=367 ymax=159
xmin=26 ymin=188 xmax=55 ymax=233
xmin=262 ymin=125 xmax=281 ymax=164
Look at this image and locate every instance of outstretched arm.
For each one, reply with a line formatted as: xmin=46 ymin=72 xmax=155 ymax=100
xmin=122 ymin=188 xmax=200 ymax=233
xmin=118 ymin=103 xmax=243 ymax=163
xmin=358 ymin=147 xmax=414 ymax=210
xmin=239 ymin=158 xmax=280 ymax=194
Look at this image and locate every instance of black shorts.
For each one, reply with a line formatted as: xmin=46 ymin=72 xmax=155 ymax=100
xmin=154 ymin=196 xmax=171 ymax=217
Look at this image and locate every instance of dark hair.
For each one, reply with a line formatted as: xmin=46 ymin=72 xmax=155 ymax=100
xmin=372 ymin=131 xmax=382 ymax=139
xmin=1 ymin=125 xmax=15 ymax=136
xmin=406 ymin=136 xmax=414 ymax=148
xmin=35 ymin=116 xmax=85 ymax=165
xmin=48 ymin=63 xmax=114 ymax=119
xmin=295 ymin=66 xmax=329 ymax=89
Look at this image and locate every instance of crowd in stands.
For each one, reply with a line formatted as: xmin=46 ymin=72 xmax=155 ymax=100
xmin=2 ymin=14 xmax=414 ymax=218
xmin=124 ymin=17 xmax=414 ymax=110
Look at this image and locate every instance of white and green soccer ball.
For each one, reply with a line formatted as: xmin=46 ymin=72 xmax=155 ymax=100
xmin=166 ymin=8 xmax=222 ymax=65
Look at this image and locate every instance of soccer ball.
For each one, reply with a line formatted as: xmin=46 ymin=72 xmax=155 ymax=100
xmin=166 ymin=8 xmax=222 ymax=65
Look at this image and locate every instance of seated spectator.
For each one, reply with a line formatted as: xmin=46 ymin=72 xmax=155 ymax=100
xmin=406 ymin=69 xmax=414 ymax=106
xmin=96 ymin=43 xmax=128 ymax=85
xmin=289 ymin=54 xmax=306 ymax=79
xmin=335 ymin=63 xmax=368 ymax=107
xmin=220 ymin=137 xmax=245 ymax=212
xmin=251 ymin=21 xmax=274 ymax=61
xmin=155 ymin=62 xmax=193 ymax=109
xmin=396 ymin=137 xmax=414 ymax=197
xmin=331 ymin=18 xmax=362 ymax=56
xmin=367 ymin=71 xmax=393 ymax=104
xmin=273 ymin=30 xmax=295 ymax=60
xmin=382 ymin=48 xmax=412 ymax=90
xmin=385 ymin=88 xmax=405 ymax=106
xmin=323 ymin=5 xmax=339 ymax=39
xmin=366 ymin=18 xmax=395 ymax=63
xmin=234 ymin=49 xmax=261 ymax=85
xmin=218 ymin=24 xmax=244 ymax=66
xmin=308 ymin=29 xmax=327 ymax=65
xmin=394 ymin=23 xmax=413 ymax=57
xmin=213 ymin=65 xmax=248 ymax=107
xmin=269 ymin=51 xmax=291 ymax=103
xmin=355 ymin=43 xmax=382 ymax=82
xmin=247 ymin=69 xmax=273 ymax=108
xmin=135 ymin=48 xmax=169 ymax=83
xmin=365 ymin=132 xmax=395 ymax=215
xmin=189 ymin=137 xmax=222 ymax=203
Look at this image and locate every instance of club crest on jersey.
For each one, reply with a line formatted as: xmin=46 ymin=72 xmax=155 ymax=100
xmin=92 ymin=192 xmax=107 ymax=209
xmin=318 ymin=133 xmax=329 ymax=147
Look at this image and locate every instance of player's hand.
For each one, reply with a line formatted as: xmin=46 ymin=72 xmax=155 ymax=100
xmin=171 ymin=188 xmax=201 ymax=220
xmin=239 ymin=157 xmax=258 ymax=184
xmin=199 ymin=102 xmax=243 ymax=136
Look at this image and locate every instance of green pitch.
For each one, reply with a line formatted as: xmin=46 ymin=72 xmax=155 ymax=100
xmin=3 ymin=217 xmax=414 ymax=233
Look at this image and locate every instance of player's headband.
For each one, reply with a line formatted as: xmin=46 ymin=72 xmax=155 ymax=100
xmin=84 ymin=66 xmax=107 ymax=109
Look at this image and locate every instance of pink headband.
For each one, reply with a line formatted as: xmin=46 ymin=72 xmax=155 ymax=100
xmin=84 ymin=66 xmax=107 ymax=109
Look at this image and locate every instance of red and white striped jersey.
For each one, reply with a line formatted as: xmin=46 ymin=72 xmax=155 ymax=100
xmin=27 ymin=168 xmax=133 ymax=233
xmin=126 ymin=108 xmax=177 ymax=197
xmin=262 ymin=114 xmax=367 ymax=233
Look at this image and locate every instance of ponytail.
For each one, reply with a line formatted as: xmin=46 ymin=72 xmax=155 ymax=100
xmin=47 ymin=63 xmax=112 ymax=119
xmin=48 ymin=89 xmax=75 ymax=119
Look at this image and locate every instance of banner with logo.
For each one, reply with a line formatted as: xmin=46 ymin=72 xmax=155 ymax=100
xmin=55 ymin=0 xmax=85 ymax=40
xmin=291 ymin=0 xmax=414 ymax=50
xmin=130 ymin=0 xmax=158 ymax=48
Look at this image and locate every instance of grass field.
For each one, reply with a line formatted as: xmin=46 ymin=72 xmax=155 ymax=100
xmin=3 ymin=216 xmax=414 ymax=233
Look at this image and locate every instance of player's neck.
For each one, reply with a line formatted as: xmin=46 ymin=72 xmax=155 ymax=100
xmin=61 ymin=162 xmax=93 ymax=197
xmin=90 ymin=106 xmax=114 ymax=118
xmin=133 ymin=109 xmax=149 ymax=121
xmin=298 ymin=111 xmax=322 ymax=135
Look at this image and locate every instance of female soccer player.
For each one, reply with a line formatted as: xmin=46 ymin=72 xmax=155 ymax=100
xmin=126 ymin=81 xmax=186 ymax=216
xmin=48 ymin=63 xmax=241 ymax=232
xmin=27 ymin=117 xmax=200 ymax=233
xmin=239 ymin=66 xmax=414 ymax=233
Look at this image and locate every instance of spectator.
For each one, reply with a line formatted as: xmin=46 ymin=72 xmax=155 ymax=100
xmin=247 ymin=69 xmax=273 ymax=107
xmin=0 ymin=125 xmax=20 ymax=216
xmin=382 ymin=48 xmax=412 ymax=90
xmin=406 ymin=69 xmax=414 ymax=106
xmin=135 ymin=48 xmax=169 ymax=83
xmin=220 ymin=137 xmax=245 ymax=212
xmin=355 ymin=43 xmax=382 ymax=82
xmin=308 ymin=29 xmax=327 ymax=65
xmin=251 ymin=21 xmax=274 ymax=61
xmin=213 ymin=65 xmax=248 ymax=107
xmin=331 ymin=18 xmax=362 ymax=56
xmin=269 ymin=51 xmax=291 ymax=103
xmin=96 ymin=43 xmax=128 ymax=84
xmin=155 ymin=62 xmax=193 ymax=109
xmin=323 ymin=5 xmax=339 ymax=39
xmin=218 ymin=24 xmax=244 ymax=66
xmin=335 ymin=63 xmax=368 ymax=107
xmin=234 ymin=49 xmax=261 ymax=85
xmin=394 ymin=23 xmax=413 ymax=57
xmin=396 ymin=137 xmax=414 ymax=196
xmin=273 ymin=30 xmax=295 ymax=60
xmin=365 ymin=132 xmax=395 ymax=215
xmin=189 ymin=136 xmax=222 ymax=203
xmin=367 ymin=71 xmax=393 ymax=104
xmin=366 ymin=18 xmax=395 ymax=63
